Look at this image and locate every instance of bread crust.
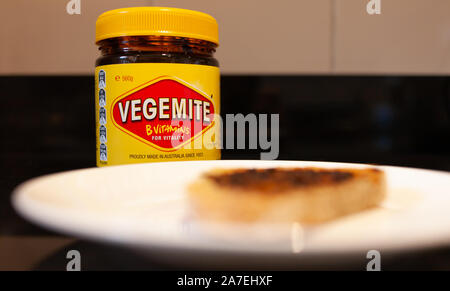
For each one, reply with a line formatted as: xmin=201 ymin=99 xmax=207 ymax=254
xmin=187 ymin=167 xmax=386 ymax=224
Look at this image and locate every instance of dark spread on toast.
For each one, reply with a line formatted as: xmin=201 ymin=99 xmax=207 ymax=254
xmin=206 ymin=168 xmax=358 ymax=192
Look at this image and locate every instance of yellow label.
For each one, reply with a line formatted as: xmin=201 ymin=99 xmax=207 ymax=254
xmin=95 ymin=63 xmax=220 ymax=166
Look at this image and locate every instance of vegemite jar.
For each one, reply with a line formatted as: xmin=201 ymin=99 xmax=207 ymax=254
xmin=95 ymin=7 xmax=220 ymax=166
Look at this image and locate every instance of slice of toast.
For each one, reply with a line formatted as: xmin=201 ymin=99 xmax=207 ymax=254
xmin=187 ymin=167 xmax=386 ymax=224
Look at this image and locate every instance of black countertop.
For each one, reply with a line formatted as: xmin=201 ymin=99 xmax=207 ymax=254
xmin=1 ymin=76 xmax=449 ymax=270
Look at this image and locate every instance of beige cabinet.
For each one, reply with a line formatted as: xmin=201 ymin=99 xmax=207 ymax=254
xmin=334 ymin=0 xmax=450 ymax=74
xmin=1 ymin=0 xmax=450 ymax=75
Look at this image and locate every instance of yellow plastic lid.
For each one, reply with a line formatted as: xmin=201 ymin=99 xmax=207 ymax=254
xmin=95 ymin=7 xmax=219 ymax=45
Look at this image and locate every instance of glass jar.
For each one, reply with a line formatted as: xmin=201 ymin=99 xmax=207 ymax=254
xmin=95 ymin=7 xmax=220 ymax=166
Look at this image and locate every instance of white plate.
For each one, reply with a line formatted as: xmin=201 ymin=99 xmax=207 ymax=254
xmin=12 ymin=160 xmax=450 ymax=267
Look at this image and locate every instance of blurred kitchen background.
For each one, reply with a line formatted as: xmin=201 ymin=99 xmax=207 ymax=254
xmin=1 ymin=0 xmax=450 ymax=270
